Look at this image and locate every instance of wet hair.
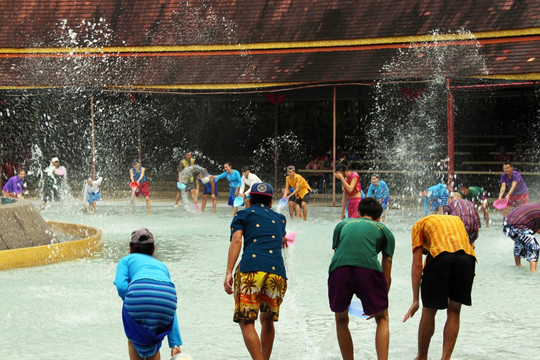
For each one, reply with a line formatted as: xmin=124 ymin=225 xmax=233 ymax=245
xmin=129 ymin=228 xmax=155 ymax=255
xmin=371 ymin=173 xmax=380 ymax=179
xmin=358 ymin=197 xmax=383 ymax=220
xmin=336 ymin=163 xmax=348 ymax=172
xmin=250 ymin=193 xmax=272 ymax=206
xmin=193 ymin=171 xmax=201 ymax=177
xmin=503 ymin=161 xmax=513 ymax=167
xmin=130 ymin=242 xmax=154 ymax=255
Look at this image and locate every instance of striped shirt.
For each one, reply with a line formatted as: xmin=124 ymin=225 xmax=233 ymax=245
xmin=412 ymin=215 xmax=476 ymax=260
xmin=505 ymin=202 xmax=540 ymax=232
xmin=443 ymin=199 xmax=481 ymax=242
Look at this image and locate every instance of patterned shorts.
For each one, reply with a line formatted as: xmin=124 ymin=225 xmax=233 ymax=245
xmin=233 ymin=269 xmax=287 ymax=323
xmin=503 ymin=225 xmax=539 ymax=262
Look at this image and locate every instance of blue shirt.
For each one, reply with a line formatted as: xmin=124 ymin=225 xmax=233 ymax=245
xmin=366 ymin=180 xmax=389 ymax=200
xmin=216 ymin=169 xmax=242 ymax=188
xmin=132 ymin=167 xmax=147 ymax=183
xmin=427 ymin=183 xmax=447 ymax=199
xmin=114 ymin=253 xmax=182 ymax=347
xmin=197 ymin=174 xmax=218 ymax=193
xmin=230 ymin=203 xmax=287 ymax=278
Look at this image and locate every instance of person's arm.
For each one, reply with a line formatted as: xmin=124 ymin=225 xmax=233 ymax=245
xmin=129 ymin=168 xmax=134 ymax=182
xmin=337 ymin=174 xmax=357 ymax=194
xmin=403 ymin=246 xmax=423 ymax=322
xmin=498 ymin=182 xmax=506 ymax=200
xmin=167 ymin=313 xmax=183 ymax=356
xmin=113 ymin=259 xmax=130 ymax=300
xmin=340 ymin=192 xmax=347 ymax=219
xmin=505 ymin=181 xmax=519 ymax=199
xmin=381 ymin=254 xmax=392 ymax=292
xmin=137 ymin=167 xmax=146 ymax=183
xmin=193 ymin=181 xmax=200 ymax=203
xmin=224 ymin=230 xmax=243 ymax=294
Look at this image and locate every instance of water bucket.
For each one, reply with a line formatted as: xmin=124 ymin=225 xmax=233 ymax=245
xmin=284 ymin=231 xmax=296 ymax=247
xmin=349 ymin=299 xmax=369 ymax=319
xmin=233 ymin=196 xmax=244 ymax=207
xmin=129 ymin=181 xmax=138 ymax=189
xmin=177 ymin=182 xmax=186 ymax=190
xmin=171 ymin=353 xmax=194 ymax=360
xmin=493 ymin=198 xmax=508 ymax=210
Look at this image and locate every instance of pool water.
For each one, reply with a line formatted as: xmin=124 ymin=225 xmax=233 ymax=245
xmin=0 ymin=200 xmax=538 ymax=359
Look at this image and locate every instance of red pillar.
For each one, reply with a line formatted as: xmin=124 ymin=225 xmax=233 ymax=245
xmin=446 ymin=78 xmax=455 ymax=191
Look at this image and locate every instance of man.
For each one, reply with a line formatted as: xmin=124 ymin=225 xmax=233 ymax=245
xmin=2 ymin=169 xmax=25 ymax=198
xmin=239 ymin=166 xmax=262 ymax=200
xmin=39 ymin=157 xmax=67 ymax=212
xmin=422 ymin=183 xmax=449 ymax=215
xmin=503 ymin=202 xmax=540 ymax=272
xmin=328 ymin=198 xmax=394 ymax=360
xmin=283 ymin=165 xmax=311 ymax=221
xmin=334 ymin=163 xmax=363 ymax=219
xmin=175 ymin=152 xmax=196 ymax=208
xmin=366 ymin=174 xmax=390 ymax=222
xmin=443 ymin=198 xmax=481 ymax=244
xmin=498 ymin=162 xmax=529 ymax=220
xmin=193 ymin=171 xmax=218 ymax=214
xmin=213 ymin=162 xmax=242 ymax=215
xmin=457 ymin=185 xmax=490 ymax=228
xmin=404 ymin=215 xmax=476 ymax=360
xmin=224 ymin=183 xmax=287 ymax=360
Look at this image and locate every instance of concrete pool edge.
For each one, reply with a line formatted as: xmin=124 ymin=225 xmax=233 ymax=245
xmin=0 ymin=221 xmax=103 ymax=270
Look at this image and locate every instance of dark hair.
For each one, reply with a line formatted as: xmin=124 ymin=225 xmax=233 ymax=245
xmin=503 ymin=161 xmax=513 ymax=167
xmin=371 ymin=173 xmax=380 ymax=179
xmin=130 ymin=242 xmax=154 ymax=255
xmin=358 ymin=197 xmax=383 ymax=220
xmin=193 ymin=171 xmax=201 ymax=177
xmin=224 ymin=162 xmax=232 ymax=167
xmin=250 ymin=193 xmax=272 ymax=206
xmin=335 ymin=163 xmax=348 ymax=172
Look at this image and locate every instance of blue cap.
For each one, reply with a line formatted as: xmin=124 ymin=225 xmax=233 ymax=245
xmin=250 ymin=183 xmax=274 ymax=197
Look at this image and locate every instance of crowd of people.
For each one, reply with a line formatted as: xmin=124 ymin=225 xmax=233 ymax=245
xmin=1 ymin=152 xmax=538 ymax=360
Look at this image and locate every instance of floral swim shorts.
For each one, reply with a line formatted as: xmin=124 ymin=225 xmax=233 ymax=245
xmin=233 ymin=268 xmax=287 ymax=323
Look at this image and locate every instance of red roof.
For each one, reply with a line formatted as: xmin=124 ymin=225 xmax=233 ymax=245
xmin=0 ymin=0 xmax=538 ymax=90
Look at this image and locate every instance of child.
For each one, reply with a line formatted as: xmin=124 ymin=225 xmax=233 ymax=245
xmin=193 ymin=171 xmax=218 ymax=214
xmin=83 ymin=176 xmax=103 ymax=214
xmin=129 ymin=160 xmax=151 ymax=214
xmin=114 ymin=228 xmax=183 ymax=359
xmin=328 ymin=197 xmax=395 ymax=359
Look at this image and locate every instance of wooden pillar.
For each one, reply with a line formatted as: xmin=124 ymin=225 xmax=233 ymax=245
xmin=332 ymin=86 xmax=337 ymax=206
xmin=446 ymin=78 xmax=455 ymax=190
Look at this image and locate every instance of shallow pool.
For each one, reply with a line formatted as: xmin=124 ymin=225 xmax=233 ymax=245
xmin=0 ymin=200 xmax=538 ymax=359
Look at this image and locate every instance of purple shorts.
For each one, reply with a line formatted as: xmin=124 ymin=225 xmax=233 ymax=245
xmin=328 ymin=266 xmax=388 ymax=315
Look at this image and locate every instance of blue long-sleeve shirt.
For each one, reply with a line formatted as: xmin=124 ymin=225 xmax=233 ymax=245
xmin=366 ymin=180 xmax=389 ymax=200
xmin=114 ymin=253 xmax=182 ymax=347
xmin=216 ymin=169 xmax=242 ymax=188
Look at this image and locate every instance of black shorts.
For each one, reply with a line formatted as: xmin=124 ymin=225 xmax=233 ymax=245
xmin=421 ymin=250 xmax=475 ymax=309
xmin=42 ymin=185 xmax=61 ymax=202
xmin=293 ymin=191 xmax=311 ymax=205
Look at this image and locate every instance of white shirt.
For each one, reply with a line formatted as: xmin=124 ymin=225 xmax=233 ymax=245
xmin=240 ymin=173 xmax=262 ymax=195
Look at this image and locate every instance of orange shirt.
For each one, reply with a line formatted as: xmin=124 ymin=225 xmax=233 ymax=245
xmin=411 ymin=215 xmax=476 ymax=260
xmin=286 ymin=173 xmax=311 ymax=199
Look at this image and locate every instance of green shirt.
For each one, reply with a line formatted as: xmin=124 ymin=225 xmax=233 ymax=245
xmin=460 ymin=186 xmax=484 ymax=202
xmin=329 ymin=217 xmax=395 ymax=274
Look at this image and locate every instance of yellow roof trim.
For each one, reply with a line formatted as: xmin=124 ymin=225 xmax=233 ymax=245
xmin=0 ymin=28 xmax=538 ymax=54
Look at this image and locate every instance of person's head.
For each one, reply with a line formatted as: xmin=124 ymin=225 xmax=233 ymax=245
xmin=249 ymin=183 xmax=274 ymax=207
xmin=132 ymin=159 xmax=141 ymax=168
xmin=503 ymin=162 xmax=513 ymax=176
xmin=371 ymin=173 xmax=380 ymax=186
xmin=51 ymin=157 xmax=60 ymax=167
xmin=17 ymin=169 xmax=26 ymax=179
xmin=224 ymin=162 xmax=232 ymax=173
xmin=286 ymin=165 xmax=296 ymax=178
xmin=193 ymin=170 xmax=202 ymax=179
xmin=87 ymin=177 xmax=93 ymax=186
xmin=185 ymin=152 xmax=192 ymax=160
xmin=241 ymin=166 xmax=251 ymax=177
xmin=358 ymin=197 xmax=383 ymax=221
xmin=442 ymin=205 xmax=453 ymax=215
xmin=460 ymin=185 xmax=470 ymax=195
xmin=335 ymin=163 xmax=348 ymax=175
xmin=129 ymin=228 xmax=155 ymax=255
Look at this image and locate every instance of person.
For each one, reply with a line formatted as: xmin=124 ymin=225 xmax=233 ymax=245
xmin=239 ymin=166 xmax=262 ymax=200
xmin=130 ymin=160 xmax=151 ymax=214
xmin=212 ymin=162 xmax=242 ymax=215
xmin=443 ymin=198 xmax=481 ymax=244
xmin=224 ymin=183 xmax=288 ymax=360
xmin=422 ymin=183 xmax=449 ymax=215
xmin=496 ymin=145 xmax=511 ymax=162
xmin=328 ymin=198 xmax=395 ymax=360
xmin=2 ymin=169 xmax=25 ymax=198
xmin=83 ymin=176 xmax=103 ymax=214
xmin=457 ymin=185 xmax=490 ymax=228
xmin=498 ymin=162 xmax=529 ymax=220
xmin=403 ymin=215 xmax=477 ymax=360
xmin=114 ymin=228 xmax=183 ymax=359
xmin=366 ymin=174 xmax=390 ymax=222
xmin=502 ymin=202 xmax=540 ymax=272
xmin=283 ymin=165 xmax=311 ymax=221
xmin=305 ymin=156 xmax=325 ymax=193
xmin=334 ymin=163 xmax=363 ymax=219
xmin=39 ymin=157 xmax=67 ymax=212
xmin=175 ymin=152 xmax=196 ymax=208
xmin=193 ymin=171 xmax=218 ymax=214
